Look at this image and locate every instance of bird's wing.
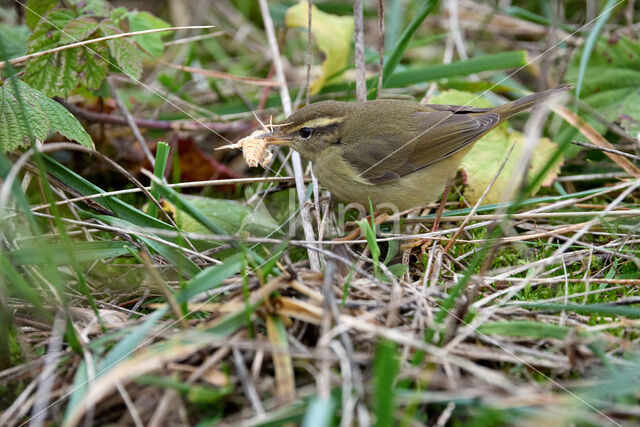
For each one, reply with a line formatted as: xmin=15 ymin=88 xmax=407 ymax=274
xmin=342 ymin=110 xmax=500 ymax=184
xmin=422 ymin=104 xmax=493 ymax=114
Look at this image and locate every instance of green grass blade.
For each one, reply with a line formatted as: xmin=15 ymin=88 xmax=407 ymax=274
xmin=503 ymin=6 xmax=577 ymax=33
xmin=97 ymin=307 xmax=169 ymax=375
xmin=147 ymin=141 xmax=170 ymax=219
xmin=0 ymin=253 xmax=50 ymax=318
xmin=374 ymin=339 xmax=399 ymax=427
xmin=80 ymin=211 xmax=201 ymax=277
xmin=7 ymin=240 xmax=132 ymax=265
xmin=385 ymin=51 xmax=528 ymax=88
xmin=135 ymin=374 xmax=231 ymax=404
xmin=63 ymin=359 xmax=89 ymax=423
xmin=174 ymin=253 xmax=245 ymax=304
xmin=323 ymin=51 xmax=527 ymax=95
xmin=382 ymin=0 xmax=441 ymax=87
xmin=477 ymin=321 xmax=570 ymax=340
xmin=511 ymin=303 xmax=640 ymax=318
xmin=575 ymin=0 xmax=618 ymax=100
xmin=302 ymin=396 xmax=335 ymax=427
xmin=42 ymin=155 xmax=175 ymax=232
xmin=419 ymin=184 xmax=618 ymax=219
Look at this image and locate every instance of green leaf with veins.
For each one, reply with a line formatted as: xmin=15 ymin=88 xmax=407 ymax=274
xmin=0 ymin=80 xmax=93 ymax=151
xmin=128 ymin=11 xmax=170 ymax=58
xmin=21 ymin=2 xmax=158 ymax=97
xmin=103 ymin=25 xmax=142 ymax=80
xmin=561 ymin=35 xmax=640 ymax=146
xmin=0 ymin=24 xmax=30 ymax=60
xmin=25 ymin=0 xmax=58 ymax=29
xmin=23 ymin=10 xmax=106 ymax=97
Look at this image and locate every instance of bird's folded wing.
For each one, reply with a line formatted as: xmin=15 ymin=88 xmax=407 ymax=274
xmin=342 ymin=110 xmax=500 ymax=184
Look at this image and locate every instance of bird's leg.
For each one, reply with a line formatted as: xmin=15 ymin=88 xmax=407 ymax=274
xmin=400 ymin=178 xmax=454 ymax=251
xmin=420 ymin=178 xmax=454 ymax=251
xmin=334 ymin=211 xmax=390 ymax=242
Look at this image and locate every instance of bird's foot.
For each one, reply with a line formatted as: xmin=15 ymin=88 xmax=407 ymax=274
xmin=334 ymin=213 xmax=391 ymax=241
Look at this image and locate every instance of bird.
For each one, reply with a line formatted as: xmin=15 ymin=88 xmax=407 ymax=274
xmin=263 ymin=85 xmax=571 ymax=211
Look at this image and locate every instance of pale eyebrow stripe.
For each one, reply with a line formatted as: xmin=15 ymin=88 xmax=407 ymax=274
xmin=288 ymin=117 xmax=345 ymax=133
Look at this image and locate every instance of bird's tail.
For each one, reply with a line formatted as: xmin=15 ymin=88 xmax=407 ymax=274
xmin=493 ymin=84 xmax=573 ymax=120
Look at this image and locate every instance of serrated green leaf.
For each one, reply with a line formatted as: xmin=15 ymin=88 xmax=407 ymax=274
xmin=0 ymin=80 xmax=93 ymax=151
xmin=110 ymin=7 xmax=129 ymax=24
xmin=77 ymin=0 xmax=111 ymax=16
xmin=46 ymin=9 xmax=78 ymax=30
xmin=82 ymin=41 xmax=109 ymax=89
xmin=104 ymin=25 xmax=142 ymax=80
xmin=128 ymin=11 xmax=170 ymax=58
xmin=61 ymin=16 xmax=101 ymax=43
xmin=25 ymin=0 xmax=59 ymax=29
xmin=0 ymin=24 xmax=30 ymax=60
xmin=24 ymin=10 xmax=81 ymax=97
xmin=22 ymin=5 xmax=156 ymax=96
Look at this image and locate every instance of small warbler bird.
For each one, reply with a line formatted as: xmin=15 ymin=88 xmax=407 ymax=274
xmin=264 ymin=85 xmax=570 ymax=210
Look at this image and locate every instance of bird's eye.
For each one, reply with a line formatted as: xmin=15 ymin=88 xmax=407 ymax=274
xmin=299 ymin=127 xmax=313 ymax=139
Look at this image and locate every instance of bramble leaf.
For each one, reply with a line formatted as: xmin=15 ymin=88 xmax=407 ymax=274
xmin=24 ymin=10 xmax=105 ymax=97
xmin=0 ymin=24 xmax=30 ymax=60
xmin=0 ymin=80 xmax=93 ymax=151
xmin=22 ymin=2 xmax=160 ymax=97
xmin=103 ymin=25 xmax=142 ymax=80
xmin=60 ymin=16 xmax=102 ymax=44
xmin=128 ymin=11 xmax=170 ymax=58
xmin=25 ymin=0 xmax=58 ymax=29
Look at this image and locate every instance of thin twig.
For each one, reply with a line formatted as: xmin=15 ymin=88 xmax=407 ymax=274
xmin=305 ymin=0 xmax=313 ymax=105
xmin=376 ymin=0 xmax=385 ymax=97
xmin=258 ymin=0 xmax=320 ymax=271
xmin=58 ymin=100 xmax=248 ymax=132
xmin=353 ymin=0 xmax=367 ymax=102
xmin=163 ymin=31 xmax=225 ymax=47
xmin=159 ymin=60 xmax=282 ymax=86
xmin=233 ymin=347 xmax=265 ymax=415
xmin=0 ymin=26 xmax=215 ymax=68
xmin=571 ymin=140 xmax=640 ymax=161
xmin=554 ymin=105 xmax=640 ymax=177
xmin=443 ymin=144 xmax=517 ymax=253
xmin=29 ymin=313 xmax=65 ymax=427
xmin=108 ymin=79 xmax=155 ymax=166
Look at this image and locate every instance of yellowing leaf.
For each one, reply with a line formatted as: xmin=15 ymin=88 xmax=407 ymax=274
xmin=430 ymin=90 xmax=563 ymax=205
xmin=285 ymin=1 xmax=353 ymax=94
xmin=461 ymin=130 xmax=562 ymax=204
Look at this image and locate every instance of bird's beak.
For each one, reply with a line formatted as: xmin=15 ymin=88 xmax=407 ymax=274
xmin=256 ymin=130 xmax=292 ymax=146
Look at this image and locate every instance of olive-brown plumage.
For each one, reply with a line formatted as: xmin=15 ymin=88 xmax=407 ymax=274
xmin=268 ymin=85 xmax=570 ymax=210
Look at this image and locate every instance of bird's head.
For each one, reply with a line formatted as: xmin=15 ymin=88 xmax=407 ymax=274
xmin=262 ymin=101 xmax=352 ymax=161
